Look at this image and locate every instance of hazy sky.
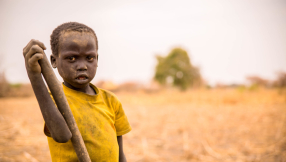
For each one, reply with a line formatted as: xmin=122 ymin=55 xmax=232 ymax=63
xmin=1 ymin=0 xmax=286 ymax=85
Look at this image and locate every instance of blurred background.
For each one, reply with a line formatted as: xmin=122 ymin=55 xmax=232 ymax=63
xmin=0 ymin=0 xmax=286 ymax=161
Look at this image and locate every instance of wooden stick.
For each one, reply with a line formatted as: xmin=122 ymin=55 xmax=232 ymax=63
xmin=39 ymin=53 xmax=91 ymax=162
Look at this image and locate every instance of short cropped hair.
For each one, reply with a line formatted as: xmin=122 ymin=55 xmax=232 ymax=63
xmin=50 ymin=22 xmax=98 ymax=56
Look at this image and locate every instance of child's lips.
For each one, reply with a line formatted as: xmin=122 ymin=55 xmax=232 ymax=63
xmin=76 ymin=76 xmax=88 ymax=80
xmin=76 ymin=74 xmax=88 ymax=80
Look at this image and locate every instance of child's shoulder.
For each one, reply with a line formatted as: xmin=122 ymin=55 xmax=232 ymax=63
xmin=92 ymin=84 xmax=120 ymax=102
xmin=98 ymin=87 xmax=116 ymax=97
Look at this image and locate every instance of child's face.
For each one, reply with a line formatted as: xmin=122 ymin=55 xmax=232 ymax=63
xmin=52 ymin=31 xmax=98 ymax=89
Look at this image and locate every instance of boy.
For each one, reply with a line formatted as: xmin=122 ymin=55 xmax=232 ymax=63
xmin=23 ymin=22 xmax=131 ymax=162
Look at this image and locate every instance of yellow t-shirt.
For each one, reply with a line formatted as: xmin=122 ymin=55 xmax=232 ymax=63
xmin=45 ymin=83 xmax=131 ymax=162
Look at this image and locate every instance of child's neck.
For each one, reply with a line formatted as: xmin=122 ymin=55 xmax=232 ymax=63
xmin=63 ymin=81 xmax=96 ymax=95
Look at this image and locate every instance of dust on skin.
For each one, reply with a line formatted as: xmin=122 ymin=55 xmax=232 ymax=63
xmin=59 ymin=31 xmax=95 ymax=57
xmin=55 ymin=30 xmax=97 ymax=81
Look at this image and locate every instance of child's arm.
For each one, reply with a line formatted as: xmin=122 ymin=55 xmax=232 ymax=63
xmin=117 ymin=136 xmax=127 ymax=162
xmin=23 ymin=39 xmax=72 ymax=143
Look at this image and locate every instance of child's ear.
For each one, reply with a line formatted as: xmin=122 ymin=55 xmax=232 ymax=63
xmin=97 ymin=54 xmax=99 ymax=67
xmin=50 ymin=54 xmax=57 ymax=68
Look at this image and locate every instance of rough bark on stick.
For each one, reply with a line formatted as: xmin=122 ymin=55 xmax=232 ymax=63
xmin=39 ymin=53 xmax=91 ymax=162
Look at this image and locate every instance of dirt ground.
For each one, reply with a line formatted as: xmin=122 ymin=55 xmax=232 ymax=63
xmin=0 ymin=88 xmax=286 ymax=162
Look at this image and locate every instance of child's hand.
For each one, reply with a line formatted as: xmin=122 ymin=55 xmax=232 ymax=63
xmin=23 ymin=39 xmax=47 ymax=75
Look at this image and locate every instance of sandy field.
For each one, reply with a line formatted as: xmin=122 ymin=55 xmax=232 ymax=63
xmin=0 ymin=88 xmax=286 ymax=162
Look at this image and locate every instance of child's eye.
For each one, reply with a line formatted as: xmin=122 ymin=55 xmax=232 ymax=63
xmin=87 ymin=56 xmax=94 ymax=61
xmin=68 ymin=56 xmax=75 ymax=61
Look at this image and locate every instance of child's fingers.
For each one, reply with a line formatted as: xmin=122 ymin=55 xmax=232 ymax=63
xmin=23 ymin=39 xmax=46 ymax=56
xmin=25 ymin=45 xmax=45 ymax=63
xmin=28 ymin=53 xmax=43 ymax=66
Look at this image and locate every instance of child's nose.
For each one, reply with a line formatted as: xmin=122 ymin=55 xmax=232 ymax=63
xmin=77 ymin=62 xmax=87 ymax=71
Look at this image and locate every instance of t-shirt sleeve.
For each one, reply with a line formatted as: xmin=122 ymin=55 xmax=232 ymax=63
xmin=113 ymin=98 xmax=132 ymax=136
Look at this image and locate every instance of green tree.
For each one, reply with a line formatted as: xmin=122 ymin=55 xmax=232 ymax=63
xmin=154 ymin=48 xmax=202 ymax=90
